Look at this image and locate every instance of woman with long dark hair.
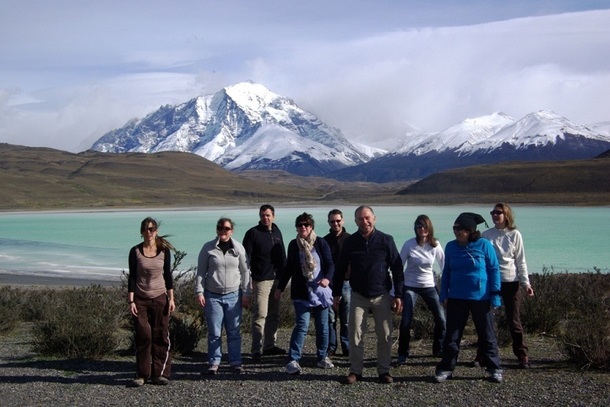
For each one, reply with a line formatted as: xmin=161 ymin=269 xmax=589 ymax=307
xmin=127 ymin=217 xmax=175 ymax=387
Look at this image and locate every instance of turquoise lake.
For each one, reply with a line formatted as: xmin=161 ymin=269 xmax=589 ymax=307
xmin=0 ymin=205 xmax=608 ymax=282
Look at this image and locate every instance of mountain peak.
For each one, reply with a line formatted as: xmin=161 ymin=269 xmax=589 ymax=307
xmin=91 ymin=82 xmax=367 ymax=176
xmin=224 ymin=82 xmax=282 ymax=109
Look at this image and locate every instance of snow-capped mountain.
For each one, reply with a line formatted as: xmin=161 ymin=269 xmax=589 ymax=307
xmin=91 ymin=81 xmax=610 ymax=182
xmin=91 ymin=82 xmax=368 ymax=176
xmin=330 ymin=110 xmax=610 ymax=182
xmin=396 ymin=112 xmax=516 ymax=155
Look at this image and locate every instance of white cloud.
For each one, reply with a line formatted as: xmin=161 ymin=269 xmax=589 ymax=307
xmin=1 ymin=1 xmax=609 ymax=151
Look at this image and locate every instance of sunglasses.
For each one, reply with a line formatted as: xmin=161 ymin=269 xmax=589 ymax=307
xmin=453 ymin=225 xmax=466 ymax=232
xmin=490 ymin=210 xmax=504 ymax=216
xmin=296 ymin=223 xmax=311 ymax=228
xmin=415 ymin=223 xmax=425 ymax=229
xmin=216 ymin=226 xmax=232 ymax=232
xmin=145 ymin=227 xmax=157 ymax=233
xmin=328 ymin=219 xmax=342 ymax=224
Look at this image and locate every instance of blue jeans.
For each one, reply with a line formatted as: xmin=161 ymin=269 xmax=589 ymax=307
xmin=288 ymin=301 xmax=329 ymax=363
xmin=398 ymin=286 xmax=446 ymax=356
xmin=328 ymin=281 xmax=351 ymax=354
xmin=203 ymin=290 xmax=242 ymax=366
xmin=437 ymin=298 xmax=501 ymax=373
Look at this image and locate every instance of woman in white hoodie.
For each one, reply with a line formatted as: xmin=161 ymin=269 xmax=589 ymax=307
xmin=196 ymin=217 xmax=251 ymax=375
xmin=482 ymin=203 xmax=534 ymax=369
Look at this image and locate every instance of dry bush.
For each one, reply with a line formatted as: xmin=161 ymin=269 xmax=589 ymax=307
xmin=0 ymin=286 xmax=21 ymax=334
xmin=32 ymin=285 xmax=126 ymax=359
xmin=555 ymin=270 xmax=610 ymax=370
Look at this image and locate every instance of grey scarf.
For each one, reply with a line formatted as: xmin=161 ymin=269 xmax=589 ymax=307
xmin=296 ymin=230 xmax=317 ymax=281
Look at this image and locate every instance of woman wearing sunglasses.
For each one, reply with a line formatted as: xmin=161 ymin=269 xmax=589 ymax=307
xmin=395 ymin=214 xmax=446 ymax=366
xmin=127 ymin=217 xmax=175 ymax=387
xmin=196 ymin=217 xmax=251 ymax=375
xmin=434 ymin=212 xmax=503 ymax=384
xmin=275 ymin=212 xmax=335 ymax=375
xmin=481 ymin=203 xmax=534 ymax=369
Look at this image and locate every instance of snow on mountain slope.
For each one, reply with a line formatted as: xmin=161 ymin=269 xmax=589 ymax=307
xmin=221 ymin=124 xmax=335 ymax=169
xmin=396 ymin=112 xmax=515 ymax=155
xmin=91 ymin=82 xmax=367 ymax=176
xmin=476 ymin=110 xmax=608 ymax=151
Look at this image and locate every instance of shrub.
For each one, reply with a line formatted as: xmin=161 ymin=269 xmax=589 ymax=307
xmin=20 ymin=289 xmax=60 ymax=322
xmin=32 ymin=285 xmax=126 ymax=359
xmin=522 ymin=268 xmax=574 ymax=335
xmin=169 ymin=266 xmax=204 ymax=355
xmin=0 ymin=286 xmax=21 ymax=334
xmin=556 ymin=271 xmax=610 ymax=370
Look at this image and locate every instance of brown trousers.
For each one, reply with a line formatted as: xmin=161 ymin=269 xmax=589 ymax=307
xmin=133 ymin=293 xmax=172 ymax=378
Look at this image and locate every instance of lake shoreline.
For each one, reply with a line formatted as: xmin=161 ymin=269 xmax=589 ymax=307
xmin=0 ymin=273 xmax=121 ymax=288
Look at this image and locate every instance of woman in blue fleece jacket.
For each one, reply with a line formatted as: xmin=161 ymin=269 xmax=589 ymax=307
xmin=434 ymin=212 xmax=503 ymax=384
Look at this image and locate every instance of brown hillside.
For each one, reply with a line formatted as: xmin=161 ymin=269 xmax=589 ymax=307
xmin=395 ymin=157 xmax=610 ymax=205
xmin=0 ymin=144 xmax=311 ymax=209
xmin=0 ymin=144 xmax=401 ymax=210
xmin=2 ymin=144 xmax=609 ymax=209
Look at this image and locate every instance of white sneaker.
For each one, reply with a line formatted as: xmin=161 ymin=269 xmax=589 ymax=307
xmin=285 ymin=360 xmax=302 ymax=375
xmin=489 ymin=370 xmax=504 ymax=383
xmin=434 ymin=370 xmax=453 ymax=383
xmin=316 ymin=357 xmax=334 ymax=369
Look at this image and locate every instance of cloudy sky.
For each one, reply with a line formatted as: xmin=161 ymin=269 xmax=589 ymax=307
xmin=1 ymin=0 xmax=609 ymax=152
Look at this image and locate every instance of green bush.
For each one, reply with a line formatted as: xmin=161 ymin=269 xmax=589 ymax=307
xmin=32 ymin=285 xmax=126 ymax=359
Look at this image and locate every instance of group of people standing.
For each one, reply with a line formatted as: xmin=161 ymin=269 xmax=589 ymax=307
xmin=126 ymin=203 xmax=534 ymax=386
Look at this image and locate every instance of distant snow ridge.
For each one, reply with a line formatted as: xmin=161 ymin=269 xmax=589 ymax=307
xmin=397 ymin=112 xmax=515 ymax=155
xmin=91 ymin=82 xmax=368 ymax=176
xmin=395 ymin=110 xmax=609 ymax=156
xmin=476 ymin=110 xmax=609 ymax=151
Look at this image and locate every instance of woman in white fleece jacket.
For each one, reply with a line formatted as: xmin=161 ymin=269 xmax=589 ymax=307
xmin=196 ymin=217 xmax=251 ymax=375
xmin=481 ymin=203 xmax=534 ymax=369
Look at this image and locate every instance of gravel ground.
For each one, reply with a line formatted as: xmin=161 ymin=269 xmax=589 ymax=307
xmin=1 ymin=323 xmax=609 ymax=407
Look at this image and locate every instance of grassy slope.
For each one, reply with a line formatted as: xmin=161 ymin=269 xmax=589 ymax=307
xmin=1 ymin=143 xmax=609 ymax=210
xmin=395 ymin=157 xmax=610 ymax=205
xmin=0 ymin=144 xmax=401 ymax=210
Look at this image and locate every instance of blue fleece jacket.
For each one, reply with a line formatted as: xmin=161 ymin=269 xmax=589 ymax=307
xmin=440 ymin=238 xmax=501 ymax=306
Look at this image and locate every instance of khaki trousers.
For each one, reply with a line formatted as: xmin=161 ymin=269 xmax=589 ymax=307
xmin=348 ymin=291 xmax=393 ymax=376
xmin=250 ymin=279 xmax=281 ymax=354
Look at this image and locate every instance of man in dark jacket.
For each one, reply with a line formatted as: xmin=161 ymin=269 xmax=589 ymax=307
xmin=333 ymin=205 xmax=404 ymax=385
xmin=324 ymin=209 xmax=351 ymax=357
xmin=243 ymin=204 xmax=287 ymax=362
